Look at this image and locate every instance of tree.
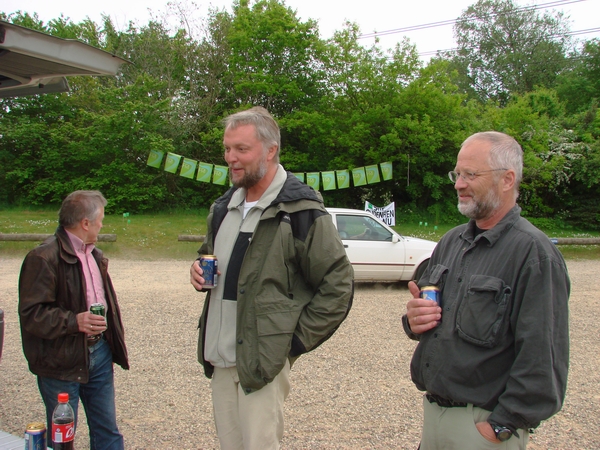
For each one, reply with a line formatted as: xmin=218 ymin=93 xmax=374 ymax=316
xmin=556 ymin=39 xmax=600 ymax=114
xmin=226 ymin=0 xmax=326 ymax=116
xmin=448 ymin=0 xmax=572 ymax=103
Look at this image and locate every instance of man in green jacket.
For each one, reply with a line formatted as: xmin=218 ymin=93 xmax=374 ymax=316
xmin=190 ymin=106 xmax=353 ymax=449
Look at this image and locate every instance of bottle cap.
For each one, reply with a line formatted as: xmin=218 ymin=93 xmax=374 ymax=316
xmin=58 ymin=392 xmax=69 ymax=403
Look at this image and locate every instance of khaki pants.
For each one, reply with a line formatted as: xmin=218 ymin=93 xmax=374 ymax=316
xmin=420 ymin=395 xmax=529 ymax=450
xmin=211 ymin=360 xmax=290 ymax=450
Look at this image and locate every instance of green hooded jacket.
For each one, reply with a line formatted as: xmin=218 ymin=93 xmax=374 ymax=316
xmin=197 ymin=172 xmax=353 ymax=393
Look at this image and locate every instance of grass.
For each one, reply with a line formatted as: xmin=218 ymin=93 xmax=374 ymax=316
xmin=0 ymin=208 xmax=208 ymax=260
xmin=1 ymin=207 xmax=599 ymax=260
xmin=395 ymin=221 xmax=600 ymax=261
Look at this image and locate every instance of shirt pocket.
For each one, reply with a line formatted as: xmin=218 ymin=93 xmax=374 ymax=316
xmin=421 ymin=264 xmax=449 ymax=289
xmin=456 ymin=275 xmax=512 ymax=348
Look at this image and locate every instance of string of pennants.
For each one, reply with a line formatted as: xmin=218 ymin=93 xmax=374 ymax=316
xmin=147 ymin=150 xmax=393 ymax=190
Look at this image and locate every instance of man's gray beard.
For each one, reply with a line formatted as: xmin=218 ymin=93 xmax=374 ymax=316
xmin=230 ymin=160 xmax=268 ymax=190
xmin=457 ymin=190 xmax=501 ymax=220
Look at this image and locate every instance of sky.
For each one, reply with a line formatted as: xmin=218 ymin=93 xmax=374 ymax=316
xmin=2 ymin=0 xmax=599 ymax=59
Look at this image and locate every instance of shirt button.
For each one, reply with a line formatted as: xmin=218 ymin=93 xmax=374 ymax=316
xmin=458 ymin=277 xmax=462 ymax=282
xmin=238 ymin=339 xmax=243 ymax=344
xmin=240 ymin=289 xmax=245 ymax=294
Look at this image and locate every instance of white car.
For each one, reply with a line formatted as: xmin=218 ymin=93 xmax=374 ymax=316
xmin=327 ymin=208 xmax=437 ymax=283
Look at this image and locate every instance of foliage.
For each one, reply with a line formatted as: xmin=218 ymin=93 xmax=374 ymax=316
xmin=556 ymin=39 xmax=600 ymax=114
xmin=443 ymin=0 xmax=572 ymax=104
xmin=1 ymin=0 xmax=599 ymax=229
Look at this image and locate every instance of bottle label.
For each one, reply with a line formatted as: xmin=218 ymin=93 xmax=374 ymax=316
xmin=52 ymin=422 xmax=75 ymax=443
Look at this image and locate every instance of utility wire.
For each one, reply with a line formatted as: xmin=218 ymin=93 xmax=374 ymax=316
xmin=359 ymin=0 xmax=587 ymax=39
xmin=417 ymin=26 xmax=600 ymax=57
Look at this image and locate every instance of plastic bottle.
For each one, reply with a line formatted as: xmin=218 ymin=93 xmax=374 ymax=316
xmin=52 ymin=392 xmax=75 ymax=450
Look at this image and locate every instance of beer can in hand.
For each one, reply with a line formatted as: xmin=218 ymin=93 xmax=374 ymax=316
xmin=420 ymin=286 xmax=440 ymax=304
xmin=90 ymin=303 xmax=105 ymax=317
xmin=200 ymin=255 xmax=218 ymax=289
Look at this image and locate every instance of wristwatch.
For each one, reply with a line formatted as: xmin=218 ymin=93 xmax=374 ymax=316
xmin=490 ymin=422 xmax=513 ymax=442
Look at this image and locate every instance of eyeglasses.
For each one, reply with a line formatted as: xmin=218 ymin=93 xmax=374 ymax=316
xmin=448 ymin=169 xmax=507 ymax=183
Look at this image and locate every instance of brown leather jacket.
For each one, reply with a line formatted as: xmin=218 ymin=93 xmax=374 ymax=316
xmin=18 ymin=226 xmax=129 ymax=383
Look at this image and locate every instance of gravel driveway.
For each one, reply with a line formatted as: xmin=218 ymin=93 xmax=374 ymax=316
xmin=0 ymin=257 xmax=598 ymax=449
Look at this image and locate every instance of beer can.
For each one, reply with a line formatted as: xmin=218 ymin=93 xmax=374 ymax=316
xmin=200 ymin=255 xmax=218 ymax=289
xmin=420 ymin=285 xmax=441 ymax=304
xmin=90 ymin=303 xmax=105 ymax=317
xmin=24 ymin=422 xmax=46 ymax=450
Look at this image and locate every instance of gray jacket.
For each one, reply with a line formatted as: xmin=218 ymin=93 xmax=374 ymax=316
xmin=404 ymin=205 xmax=570 ymax=432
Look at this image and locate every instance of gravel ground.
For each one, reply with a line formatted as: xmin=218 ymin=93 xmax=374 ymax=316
xmin=0 ymin=257 xmax=598 ymax=449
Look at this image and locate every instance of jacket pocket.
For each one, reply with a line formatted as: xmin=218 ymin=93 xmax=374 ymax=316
xmin=256 ymin=310 xmax=298 ymax=382
xmin=40 ymin=335 xmax=82 ymax=371
xmin=456 ymin=275 xmax=512 ymax=348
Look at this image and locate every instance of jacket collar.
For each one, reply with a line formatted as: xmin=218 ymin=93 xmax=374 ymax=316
xmin=228 ymin=164 xmax=288 ymax=211
xmin=218 ymin=167 xmax=323 ymax=216
xmin=55 ymin=226 xmax=103 ymax=264
xmin=461 ymin=204 xmax=522 ymax=246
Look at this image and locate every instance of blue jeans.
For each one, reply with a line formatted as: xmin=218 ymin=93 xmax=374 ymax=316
xmin=37 ymin=337 xmax=124 ymax=450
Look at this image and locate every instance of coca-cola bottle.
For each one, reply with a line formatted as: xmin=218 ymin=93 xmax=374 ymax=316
xmin=52 ymin=392 xmax=75 ymax=450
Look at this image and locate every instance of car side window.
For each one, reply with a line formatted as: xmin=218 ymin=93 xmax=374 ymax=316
xmin=363 ymin=217 xmax=393 ymax=241
xmin=337 ymin=215 xmax=392 ymax=241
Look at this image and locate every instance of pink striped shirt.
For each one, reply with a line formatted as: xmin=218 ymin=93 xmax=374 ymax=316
xmin=66 ymin=230 xmax=107 ymax=311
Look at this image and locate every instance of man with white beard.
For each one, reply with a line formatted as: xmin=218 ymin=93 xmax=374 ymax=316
xmin=402 ymin=131 xmax=570 ymax=450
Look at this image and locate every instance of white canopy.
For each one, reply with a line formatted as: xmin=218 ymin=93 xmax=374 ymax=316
xmin=0 ymin=20 xmax=129 ymax=98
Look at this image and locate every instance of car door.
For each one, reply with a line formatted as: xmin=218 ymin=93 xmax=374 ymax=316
xmin=335 ymin=213 xmax=408 ymax=282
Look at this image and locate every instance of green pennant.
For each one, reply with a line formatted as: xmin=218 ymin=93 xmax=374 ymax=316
xmin=293 ymin=172 xmax=305 ymax=183
xmin=336 ymin=169 xmax=350 ymax=189
xmin=147 ymin=150 xmax=164 ymax=169
xmin=180 ymin=158 xmax=197 ymax=179
xmin=366 ymin=164 xmax=381 ymax=184
xmin=196 ymin=163 xmax=213 ymax=183
xmin=380 ymin=161 xmax=393 ymax=181
xmin=352 ymin=167 xmax=367 ymax=186
xmin=213 ymin=165 xmax=229 ymax=185
xmin=322 ymin=171 xmax=336 ymax=190
xmin=306 ymin=172 xmax=320 ymax=190
xmin=164 ymin=153 xmax=182 ymax=173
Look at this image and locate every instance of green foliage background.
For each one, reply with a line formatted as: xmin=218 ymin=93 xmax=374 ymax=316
xmin=1 ymin=0 xmax=599 ymax=229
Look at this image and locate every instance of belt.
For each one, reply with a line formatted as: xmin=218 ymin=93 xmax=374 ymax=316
xmin=426 ymin=393 xmax=468 ymax=408
xmin=87 ymin=334 xmax=103 ymax=346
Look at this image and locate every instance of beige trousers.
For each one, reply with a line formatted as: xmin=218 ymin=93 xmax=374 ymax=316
xmin=420 ymin=395 xmax=529 ymax=450
xmin=211 ymin=360 xmax=290 ymax=450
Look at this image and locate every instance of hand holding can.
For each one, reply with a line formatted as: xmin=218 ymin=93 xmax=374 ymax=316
xmin=90 ymin=303 xmax=107 ymax=329
xmin=406 ymin=281 xmax=442 ymax=334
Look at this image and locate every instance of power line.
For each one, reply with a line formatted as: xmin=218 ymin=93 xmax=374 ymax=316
xmin=568 ymin=27 xmax=600 ymax=36
xmin=358 ymin=0 xmax=587 ymax=39
xmin=417 ymin=26 xmax=600 ymax=57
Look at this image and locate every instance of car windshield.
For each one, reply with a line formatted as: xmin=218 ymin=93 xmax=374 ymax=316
xmin=336 ymin=215 xmax=393 ymax=242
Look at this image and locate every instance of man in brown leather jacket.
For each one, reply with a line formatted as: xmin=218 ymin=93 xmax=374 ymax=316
xmin=19 ymin=190 xmax=129 ymax=450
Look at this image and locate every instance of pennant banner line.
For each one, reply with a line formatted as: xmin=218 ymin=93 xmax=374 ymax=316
xmin=146 ymin=151 xmax=392 ymax=190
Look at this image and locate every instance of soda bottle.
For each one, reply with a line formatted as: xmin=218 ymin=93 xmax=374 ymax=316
xmin=52 ymin=392 xmax=75 ymax=450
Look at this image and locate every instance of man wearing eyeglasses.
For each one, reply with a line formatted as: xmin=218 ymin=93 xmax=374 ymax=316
xmin=402 ymin=131 xmax=570 ymax=450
